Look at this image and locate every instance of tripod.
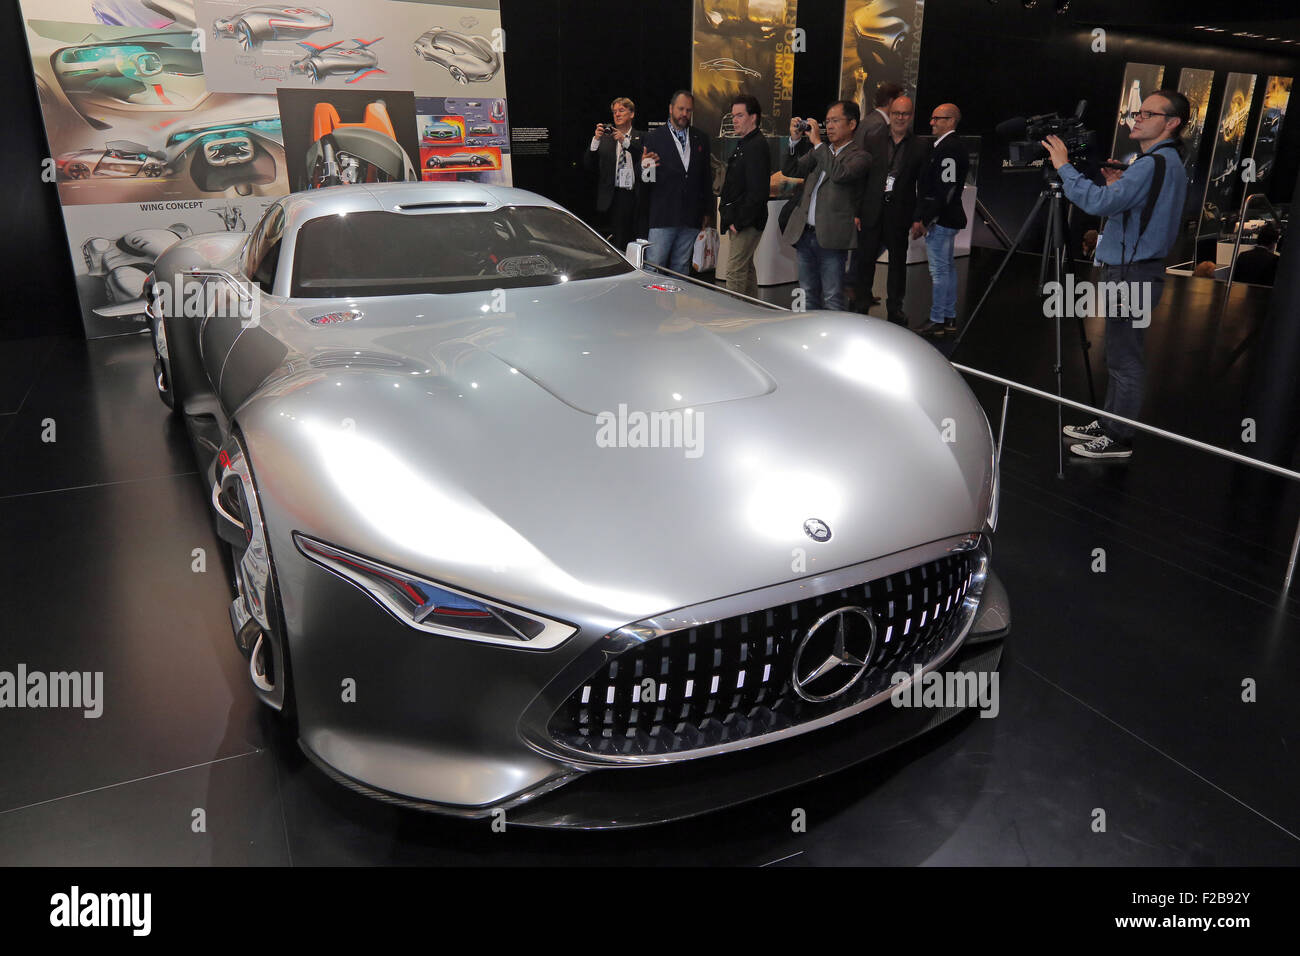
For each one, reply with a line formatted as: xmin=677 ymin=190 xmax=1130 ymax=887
xmin=953 ymin=173 xmax=1097 ymax=478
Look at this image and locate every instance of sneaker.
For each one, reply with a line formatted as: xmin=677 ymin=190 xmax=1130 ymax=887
xmin=1062 ymin=420 xmax=1105 ymax=441
xmin=1069 ymin=434 xmax=1132 ymax=460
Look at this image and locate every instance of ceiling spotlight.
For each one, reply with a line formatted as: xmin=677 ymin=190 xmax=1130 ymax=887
xmin=1021 ymin=0 xmax=1038 ymax=8
xmin=1055 ymin=0 xmax=1069 ymax=11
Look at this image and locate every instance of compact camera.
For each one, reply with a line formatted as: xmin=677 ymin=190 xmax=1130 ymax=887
xmin=795 ymin=119 xmax=811 ymax=133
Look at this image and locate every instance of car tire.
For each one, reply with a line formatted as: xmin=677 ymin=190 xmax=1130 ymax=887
xmin=67 ymin=162 xmax=90 ymax=179
xmin=223 ymin=429 xmax=298 ymax=727
xmin=152 ymin=313 xmax=176 ymax=411
xmin=142 ymin=163 xmax=163 ymax=177
xmin=237 ymin=21 xmax=255 ymax=51
xmin=450 ymin=66 xmax=467 ymax=84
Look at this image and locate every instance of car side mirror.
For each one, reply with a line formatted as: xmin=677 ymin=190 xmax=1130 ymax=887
xmin=625 ymin=238 xmax=652 ymax=268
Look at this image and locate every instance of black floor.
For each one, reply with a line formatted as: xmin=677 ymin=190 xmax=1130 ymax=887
xmin=2 ymin=251 xmax=1298 ymax=865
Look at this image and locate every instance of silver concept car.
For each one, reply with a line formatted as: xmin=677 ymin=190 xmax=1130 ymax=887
xmin=146 ymin=182 xmax=1009 ymax=827
xmin=412 ymin=29 xmax=501 ymax=84
xmin=213 ymin=5 xmax=334 ymax=50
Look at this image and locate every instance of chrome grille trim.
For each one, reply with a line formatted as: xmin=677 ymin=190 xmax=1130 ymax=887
xmin=519 ymin=534 xmax=991 ymax=767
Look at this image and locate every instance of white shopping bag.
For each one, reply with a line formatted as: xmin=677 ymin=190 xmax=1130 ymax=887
xmin=693 ymin=227 xmax=720 ymax=273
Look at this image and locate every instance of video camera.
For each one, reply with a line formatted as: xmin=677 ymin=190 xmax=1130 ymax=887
xmin=997 ymin=100 xmax=1096 ymax=172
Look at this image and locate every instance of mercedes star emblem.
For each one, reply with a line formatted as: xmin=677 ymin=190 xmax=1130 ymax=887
xmin=803 ymin=518 xmax=832 ymax=542
xmin=791 ymin=606 xmax=877 ymax=703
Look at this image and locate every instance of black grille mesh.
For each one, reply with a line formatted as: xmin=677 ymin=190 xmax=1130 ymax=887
xmin=549 ymin=550 xmax=979 ymax=757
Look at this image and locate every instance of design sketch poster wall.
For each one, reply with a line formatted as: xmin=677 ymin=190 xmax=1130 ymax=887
xmin=839 ymin=0 xmax=925 ymax=113
xmin=1202 ymin=71 xmax=1257 ymax=234
xmin=17 ymin=0 xmax=511 ymax=338
xmin=1111 ymin=62 xmax=1164 ymax=165
xmin=1250 ymin=76 xmax=1293 ymax=190
xmin=1170 ymin=67 xmax=1214 ymax=267
xmin=692 ymin=0 xmax=797 ymax=155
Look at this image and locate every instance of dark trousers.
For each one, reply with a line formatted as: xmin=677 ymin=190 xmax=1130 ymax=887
xmin=1099 ymin=261 xmax=1166 ymax=443
xmin=857 ymin=212 xmax=910 ymax=314
xmin=606 ymin=187 xmax=638 ymax=251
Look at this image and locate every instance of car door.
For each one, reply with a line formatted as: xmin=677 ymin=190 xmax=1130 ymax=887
xmin=214 ymin=202 xmax=290 ymax=411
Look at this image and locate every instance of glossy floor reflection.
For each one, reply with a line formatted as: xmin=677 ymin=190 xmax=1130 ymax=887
xmin=1 ymin=261 xmax=1297 ymax=864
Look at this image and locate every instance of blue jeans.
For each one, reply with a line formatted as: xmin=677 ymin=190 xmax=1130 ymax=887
xmin=1098 ymin=261 xmax=1165 ymax=443
xmin=925 ymin=223 xmax=959 ymax=324
xmin=794 ymin=227 xmax=848 ymax=311
xmin=646 ymin=226 xmax=699 ymax=275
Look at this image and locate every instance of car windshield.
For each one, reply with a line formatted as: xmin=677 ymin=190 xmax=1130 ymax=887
xmin=291 ymin=205 xmax=633 ymax=297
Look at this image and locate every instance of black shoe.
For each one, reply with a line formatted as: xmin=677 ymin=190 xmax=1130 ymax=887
xmin=1068 ymin=434 xmax=1133 ymax=460
xmin=887 ymin=310 xmax=908 ymax=326
xmin=1062 ymin=420 xmax=1104 ymax=441
xmin=919 ymin=322 xmax=947 ymax=338
xmin=870 ymin=295 xmax=882 ymax=305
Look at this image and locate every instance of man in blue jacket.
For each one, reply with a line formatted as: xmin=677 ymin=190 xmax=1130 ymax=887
xmin=1043 ymin=90 xmax=1190 ymax=461
xmin=641 ymin=91 xmax=715 ymax=275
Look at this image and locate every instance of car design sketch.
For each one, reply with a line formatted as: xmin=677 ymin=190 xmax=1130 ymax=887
xmin=55 ymin=140 xmax=168 ymax=179
xmin=411 ymin=28 xmax=501 ymax=84
xmin=142 ymin=180 xmax=1010 ymax=827
xmin=425 ymin=150 xmax=492 ymax=168
xmin=213 ymin=5 xmax=334 ymax=50
xmin=290 ymin=38 xmax=384 ymax=84
xmin=698 ymin=57 xmax=762 ymax=80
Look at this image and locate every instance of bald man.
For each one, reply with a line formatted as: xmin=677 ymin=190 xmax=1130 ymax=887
xmin=856 ymin=94 xmax=929 ymax=324
xmin=914 ymin=102 xmax=969 ymax=336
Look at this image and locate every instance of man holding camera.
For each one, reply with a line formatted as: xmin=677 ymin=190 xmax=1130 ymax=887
xmin=719 ymin=95 xmax=770 ymax=298
xmin=783 ymin=101 xmax=871 ymax=311
xmin=585 ymin=96 xmax=644 ymax=252
xmin=1044 ymin=89 xmax=1190 ymax=461
xmin=640 ymin=91 xmax=714 ymax=275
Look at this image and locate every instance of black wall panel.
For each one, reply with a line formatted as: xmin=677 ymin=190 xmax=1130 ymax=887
xmin=1 ymin=0 xmax=82 ymax=341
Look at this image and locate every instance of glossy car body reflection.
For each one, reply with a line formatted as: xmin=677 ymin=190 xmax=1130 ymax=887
xmin=146 ymin=182 xmax=1008 ymax=827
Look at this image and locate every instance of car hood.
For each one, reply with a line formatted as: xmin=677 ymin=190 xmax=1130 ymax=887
xmin=242 ymin=276 xmax=995 ymax=629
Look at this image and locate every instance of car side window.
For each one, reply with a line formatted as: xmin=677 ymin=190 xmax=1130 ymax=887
xmin=247 ymin=203 xmax=286 ymax=292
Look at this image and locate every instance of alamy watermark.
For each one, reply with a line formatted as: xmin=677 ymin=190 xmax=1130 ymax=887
xmin=595 ymin=403 xmax=704 ymax=458
xmin=151 ymin=272 xmax=260 ymax=328
xmin=0 ymin=664 xmax=103 ymax=718
xmin=890 ymin=664 xmax=999 ymax=718
xmin=1043 ymin=274 xmax=1152 ymax=328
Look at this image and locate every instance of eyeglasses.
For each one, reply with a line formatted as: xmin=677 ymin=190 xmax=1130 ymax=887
xmin=1128 ymin=110 xmax=1173 ymax=121
xmin=889 ymin=110 xmax=912 ymax=117
xmin=823 ymin=116 xmax=846 ymax=125
xmin=930 ymin=115 xmax=956 ymax=121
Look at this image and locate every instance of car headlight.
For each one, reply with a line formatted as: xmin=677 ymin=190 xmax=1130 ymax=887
xmin=294 ymin=534 xmax=576 ymax=649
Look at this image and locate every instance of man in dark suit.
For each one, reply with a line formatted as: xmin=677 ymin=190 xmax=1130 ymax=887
xmin=1233 ymin=221 xmax=1280 ymax=286
xmin=914 ymin=102 xmax=970 ymax=336
xmin=853 ymin=81 xmax=902 ymax=152
xmin=856 ymin=95 xmax=929 ymax=325
xmin=719 ymin=94 xmax=771 ymax=298
xmin=583 ymin=96 xmax=644 ymax=252
xmin=640 ymin=91 xmax=714 ymax=274
xmin=782 ymin=101 xmax=871 ymax=311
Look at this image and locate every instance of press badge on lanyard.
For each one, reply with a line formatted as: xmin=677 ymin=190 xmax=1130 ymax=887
xmin=885 ymin=174 xmax=896 ymax=193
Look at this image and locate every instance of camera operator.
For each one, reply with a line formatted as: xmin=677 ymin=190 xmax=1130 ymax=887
xmin=1043 ymin=89 xmax=1189 ymax=461
xmin=782 ymin=102 xmax=871 ymax=311
xmin=585 ymin=96 xmax=644 ymax=252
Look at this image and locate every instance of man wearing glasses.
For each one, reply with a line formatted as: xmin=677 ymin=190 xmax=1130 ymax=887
xmin=913 ymin=103 xmax=969 ymax=337
xmin=783 ymin=101 xmax=871 ymax=310
xmin=1044 ymin=90 xmax=1190 ymax=461
xmin=856 ymin=95 xmax=929 ymax=325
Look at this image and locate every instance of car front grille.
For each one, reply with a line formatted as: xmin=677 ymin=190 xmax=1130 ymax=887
xmin=547 ymin=549 xmax=980 ymax=758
